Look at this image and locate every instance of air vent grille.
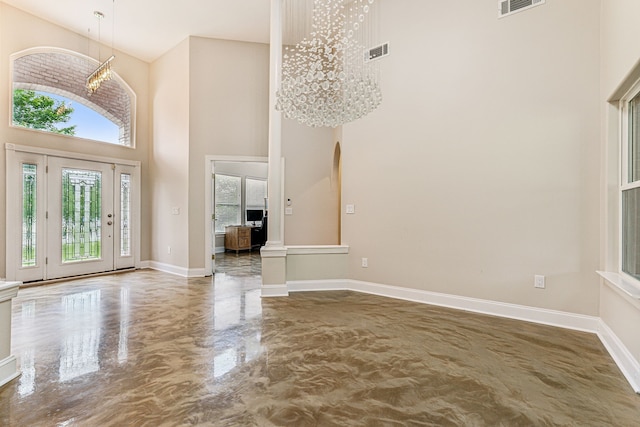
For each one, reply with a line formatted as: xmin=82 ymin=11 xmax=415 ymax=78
xmin=365 ymin=42 xmax=390 ymax=63
xmin=499 ymin=0 xmax=544 ymax=18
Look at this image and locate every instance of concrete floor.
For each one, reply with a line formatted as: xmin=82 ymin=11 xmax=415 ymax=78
xmin=1 ymin=260 xmax=639 ymax=425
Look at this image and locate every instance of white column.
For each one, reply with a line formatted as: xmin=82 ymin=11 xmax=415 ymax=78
xmin=266 ymin=0 xmax=283 ymax=246
xmin=261 ymin=0 xmax=288 ymax=296
xmin=0 ymin=281 xmax=21 ymax=388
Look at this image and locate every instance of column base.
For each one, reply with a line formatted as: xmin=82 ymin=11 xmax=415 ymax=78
xmin=260 ymin=245 xmax=288 ymax=297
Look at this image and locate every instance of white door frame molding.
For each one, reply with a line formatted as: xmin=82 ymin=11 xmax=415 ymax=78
xmin=5 ymin=143 xmax=141 ymax=281
xmin=204 ymin=155 xmax=268 ymax=275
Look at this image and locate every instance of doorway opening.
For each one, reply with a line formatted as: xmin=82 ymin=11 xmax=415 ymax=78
xmin=332 ymin=142 xmax=342 ymax=244
xmin=204 ymin=156 xmax=268 ymax=276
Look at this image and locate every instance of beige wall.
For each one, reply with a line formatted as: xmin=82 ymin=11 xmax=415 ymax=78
xmin=188 ymin=37 xmax=270 ymax=269
xmin=149 ymin=39 xmax=191 ymax=268
xmin=600 ymin=1 xmax=640 ymax=95
xmin=341 ymin=0 xmax=601 ymax=314
xmin=282 ymin=119 xmax=340 ymax=245
xmin=0 ymin=4 xmax=151 ymax=276
xmin=286 ymin=253 xmax=347 ymax=281
xmin=599 ymin=0 xmax=640 ymax=373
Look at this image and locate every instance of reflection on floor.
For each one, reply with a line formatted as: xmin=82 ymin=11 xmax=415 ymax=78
xmin=216 ymin=250 xmax=262 ymax=276
xmin=1 ymin=269 xmax=640 ymax=425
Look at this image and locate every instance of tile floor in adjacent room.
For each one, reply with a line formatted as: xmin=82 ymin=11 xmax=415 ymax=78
xmin=1 ymin=252 xmax=640 ymax=426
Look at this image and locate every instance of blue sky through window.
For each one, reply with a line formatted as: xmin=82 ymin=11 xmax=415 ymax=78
xmin=38 ymin=91 xmax=119 ymax=144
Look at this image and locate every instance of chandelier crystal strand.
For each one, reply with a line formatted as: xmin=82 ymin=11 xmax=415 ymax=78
xmin=277 ymin=0 xmax=382 ymax=128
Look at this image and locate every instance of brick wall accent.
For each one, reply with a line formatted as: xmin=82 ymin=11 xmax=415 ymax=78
xmin=13 ymin=52 xmax=132 ymax=146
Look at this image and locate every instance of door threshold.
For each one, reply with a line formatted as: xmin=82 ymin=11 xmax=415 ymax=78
xmin=19 ymin=268 xmax=137 ymax=289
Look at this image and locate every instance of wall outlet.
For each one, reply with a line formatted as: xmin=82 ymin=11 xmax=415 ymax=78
xmin=361 ymin=257 xmax=368 ymax=268
xmin=346 ymin=204 xmax=355 ymax=214
xmin=534 ymin=275 xmax=545 ymax=289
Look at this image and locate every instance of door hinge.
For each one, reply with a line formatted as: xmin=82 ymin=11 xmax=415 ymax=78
xmin=46 ymin=165 xmax=49 ymax=173
xmin=45 ymin=257 xmax=48 ymax=265
xmin=46 ymin=211 xmax=48 ymax=219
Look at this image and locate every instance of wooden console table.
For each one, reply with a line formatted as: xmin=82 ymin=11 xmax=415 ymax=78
xmin=225 ymin=226 xmax=252 ymax=253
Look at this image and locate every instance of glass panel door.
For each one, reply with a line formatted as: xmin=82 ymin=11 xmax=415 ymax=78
xmin=7 ymin=150 xmax=139 ymax=282
xmin=22 ymin=164 xmax=38 ymax=267
xmin=61 ymin=168 xmax=103 ymax=263
xmin=7 ymin=151 xmax=47 ymax=282
xmin=47 ymin=157 xmax=114 ymax=279
xmin=114 ymin=164 xmax=136 ymax=270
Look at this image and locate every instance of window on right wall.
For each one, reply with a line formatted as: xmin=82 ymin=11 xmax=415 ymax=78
xmin=621 ymin=82 xmax=640 ymax=281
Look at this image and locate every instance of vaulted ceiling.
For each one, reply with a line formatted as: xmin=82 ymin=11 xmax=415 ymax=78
xmin=1 ymin=0 xmax=271 ymax=63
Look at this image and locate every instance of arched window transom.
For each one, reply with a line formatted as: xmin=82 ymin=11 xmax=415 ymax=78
xmin=11 ymin=48 xmax=135 ymax=147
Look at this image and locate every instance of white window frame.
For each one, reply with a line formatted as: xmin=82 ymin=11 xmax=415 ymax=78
xmin=619 ymin=77 xmax=640 ymax=286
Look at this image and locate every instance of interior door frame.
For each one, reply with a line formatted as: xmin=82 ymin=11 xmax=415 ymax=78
xmin=5 ymin=143 xmax=141 ymax=282
xmin=204 ymin=155 xmax=268 ymax=275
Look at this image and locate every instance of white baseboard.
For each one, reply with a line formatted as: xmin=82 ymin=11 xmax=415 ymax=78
xmin=287 ymin=279 xmax=640 ymax=392
xmin=0 ymin=355 xmax=20 ymax=389
xmin=597 ymin=320 xmax=640 ymax=393
xmin=288 ymin=279 xmax=600 ymax=333
xmin=145 ymin=261 xmax=208 ymax=278
xmin=261 ymin=284 xmax=289 ymax=297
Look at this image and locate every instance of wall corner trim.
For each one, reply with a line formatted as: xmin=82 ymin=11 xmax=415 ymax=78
xmin=286 ymin=245 xmax=349 ymax=255
xmin=597 ymin=320 xmax=640 ymax=393
xmin=261 ymin=284 xmax=289 ymax=297
xmin=146 ymin=261 xmax=208 ymax=278
xmin=0 ymin=281 xmax=20 ymax=302
xmin=0 ymin=356 xmax=20 ymax=389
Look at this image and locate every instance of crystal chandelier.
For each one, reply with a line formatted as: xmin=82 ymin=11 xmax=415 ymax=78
xmin=276 ymin=0 xmax=382 ymax=128
xmin=86 ymin=6 xmax=115 ymax=94
xmin=86 ymin=54 xmax=114 ymax=94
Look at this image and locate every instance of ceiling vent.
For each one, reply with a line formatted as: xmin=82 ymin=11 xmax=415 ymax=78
xmin=499 ymin=0 xmax=545 ymax=18
xmin=365 ymin=42 xmax=390 ymax=63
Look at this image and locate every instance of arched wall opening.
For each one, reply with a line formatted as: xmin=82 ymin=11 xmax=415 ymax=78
xmin=332 ymin=141 xmax=342 ymax=244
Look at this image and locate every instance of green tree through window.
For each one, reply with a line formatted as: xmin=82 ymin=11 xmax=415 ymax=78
xmin=12 ymin=89 xmax=76 ymax=135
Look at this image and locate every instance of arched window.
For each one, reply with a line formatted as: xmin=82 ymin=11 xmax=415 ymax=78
xmin=11 ymin=48 xmax=135 ymax=147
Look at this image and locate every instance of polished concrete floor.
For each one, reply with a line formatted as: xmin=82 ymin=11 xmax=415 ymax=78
xmin=1 ymin=255 xmax=640 ymax=426
xmin=215 ymin=251 xmax=262 ymax=276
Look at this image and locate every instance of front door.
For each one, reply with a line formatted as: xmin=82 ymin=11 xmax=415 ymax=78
xmin=47 ymin=157 xmax=114 ymax=279
xmin=6 ymin=150 xmax=138 ymax=282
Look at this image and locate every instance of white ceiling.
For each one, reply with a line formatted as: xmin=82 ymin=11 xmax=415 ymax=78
xmin=1 ymin=0 xmax=271 ymax=63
